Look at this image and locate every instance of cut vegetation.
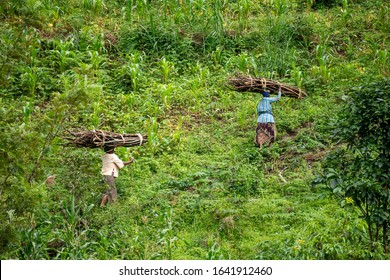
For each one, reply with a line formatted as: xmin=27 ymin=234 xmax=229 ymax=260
xmin=0 ymin=0 xmax=389 ymax=260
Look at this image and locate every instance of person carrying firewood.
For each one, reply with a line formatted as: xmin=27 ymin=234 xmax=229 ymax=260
xmin=255 ymin=83 xmax=282 ymax=148
xmin=100 ymin=146 xmax=134 ymax=207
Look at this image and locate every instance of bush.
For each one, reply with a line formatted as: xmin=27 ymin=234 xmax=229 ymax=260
xmin=317 ymin=78 xmax=390 ymax=253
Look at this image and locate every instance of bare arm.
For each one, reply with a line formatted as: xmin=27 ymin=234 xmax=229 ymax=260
xmin=271 ymin=84 xmax=282 ymax=102
xmin=123 ymin=158 xmax=134 ymax=166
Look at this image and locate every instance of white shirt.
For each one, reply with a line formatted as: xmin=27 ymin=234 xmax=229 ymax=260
xmin=101 ymin=153 xmax=124 ymax=177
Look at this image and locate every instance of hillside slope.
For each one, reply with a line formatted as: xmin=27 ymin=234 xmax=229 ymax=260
xmin=0 ymin=0 xmax=389 ymax=259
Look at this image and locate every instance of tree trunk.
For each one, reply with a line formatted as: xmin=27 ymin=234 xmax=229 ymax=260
xmin=366 ymin=198 xmax=374 ymax=251
xmin=383 ymin=221 xmax=388 ymax=253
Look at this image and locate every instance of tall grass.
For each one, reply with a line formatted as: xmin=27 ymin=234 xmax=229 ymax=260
xmin=1 ymin=0 xmax=390 ymax=260
xmin=83 ymin=0 xmax=106 ymax=16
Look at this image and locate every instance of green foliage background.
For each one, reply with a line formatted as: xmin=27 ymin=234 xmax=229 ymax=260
xmin=0 ymin=0 xmax=389 ymax=259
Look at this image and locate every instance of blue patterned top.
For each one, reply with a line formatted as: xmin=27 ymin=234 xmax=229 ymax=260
xmin=256 ymin=91 xmax=281 ymax=123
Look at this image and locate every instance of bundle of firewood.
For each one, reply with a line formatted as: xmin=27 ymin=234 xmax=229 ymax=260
xmin=227 ymin=74 xmax=306 ymax=99
xmin=65 ymin=130 xmax=148 ymax=149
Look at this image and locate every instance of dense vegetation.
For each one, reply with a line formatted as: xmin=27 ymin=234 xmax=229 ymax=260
xmin=0 ymin=0 xmax=389 ymax=259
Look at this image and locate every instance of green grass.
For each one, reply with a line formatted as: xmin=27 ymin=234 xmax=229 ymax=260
xmin=0 ymin=0 xmax=389 ymax=260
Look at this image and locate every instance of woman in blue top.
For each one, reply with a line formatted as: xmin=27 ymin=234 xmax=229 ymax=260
xmin=255 ymin=84 xmax=282 ymax=148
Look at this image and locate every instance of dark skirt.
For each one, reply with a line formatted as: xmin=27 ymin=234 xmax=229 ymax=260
xmin=255 ymin=122 xmax=276 ymax=146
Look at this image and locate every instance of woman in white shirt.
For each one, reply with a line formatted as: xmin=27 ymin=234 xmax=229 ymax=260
xmin=100 ymin=146 xmax=133 ymax=207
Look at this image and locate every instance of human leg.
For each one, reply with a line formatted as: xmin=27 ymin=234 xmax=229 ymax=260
xmin=269 ymin=123 xmax=276 ymax=143
xmin=100 ymin=175 xmax=117 ymax=207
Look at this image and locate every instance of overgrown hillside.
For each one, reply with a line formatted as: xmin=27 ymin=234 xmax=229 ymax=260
xmin=0 ymin=0 xmax=389 ymax=259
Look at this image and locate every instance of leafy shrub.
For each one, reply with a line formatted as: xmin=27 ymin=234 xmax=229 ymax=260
xmin=317 ymin=78 xmax=390 ymax=253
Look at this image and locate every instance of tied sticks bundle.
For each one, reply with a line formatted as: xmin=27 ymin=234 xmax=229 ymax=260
xmin=227 ymin=75 xmax=307 ymax=99
xmin=65 ymin=130 xmax=148 ymax=149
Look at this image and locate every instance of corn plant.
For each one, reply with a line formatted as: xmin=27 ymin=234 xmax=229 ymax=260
xmin=227 ymin=52 xmax=258 ymax=75
xmin=187 ymin=62 xmax=209 ymax=92
xmin=134 ymin=0 xmax=151 ymax=19
xmin=59 ymin=196 xmax=94 ymax=252
xmin=237 ymin=0 xmax=250 ymax=31
xmin=124 ymin=92 xmax=141 ymax=110
xmin=90 ymin=98 xmax=103 ymax=128
xmin=260 ymin=44 xmax=297 ymax=77
xmin=337 ymin=1 xmax=351 ymax=23
xmin=115 ymin=53 xmax=144 ymax=93
xmin=210 ymin=46 xmax=224 ymax=66
xmin=291 ymin=64 xmax=304 ymax=89
xmin=19 ymin=66 xmax=39 ymax=97
xmin=195 ymin=62 xmax=210 ymax=87
xmin=158 ymin=57 xmax=174 ymax=84
xmin=157 ymin=208 xmax=178 ymax=260
xmin=142 ymin=98 xmax=163 ymax=119
xmin=83 ymin=0 xmax=106 ymax=16
xmin=59 ymin=72 xmax=102 ymax=108
xmin=206 ymin=242 xmax=224 ymax=260
xmin=311 ymin=42 xmax=333 ymax=83
xmin=50 ymin=39 xmax=80 ymax=74
xmin=271 ymin=0 xmax=289 ymax=16
xmin=22 ymin=100 xmax=34 ymax=123
xmin=375 ymin=50 xmax=389 ymax=75
xmin=233 ymin=52 xmax=251 ymax=74
xmin=158 ymin=83 xmax=175 ymax=111
xmin=130 ymin=233 xmax=148 ymax=259
xmin=87 ymin=50 xmax=107 ymax=70
xmin=18 ymin=227 xmax=49 ymax=259
xmin=171 ymin=115 xmax=184 ymax=149
xmin=123 ymin=0 xmax=134 ymax=22
xmin=89 ymin=33 xmax=107 ymax=54
xmin=146 ymin=117 xmax=160 ymax=157
xmin=14 ymin=209 xmax=53 ymax=260
xmin=75 ymin=27 xmax=102 ymax=53
xmin=210 ymin=0 xmax=225 ymax=36
xmin=187 ymin=0 xmax=208 ymax=27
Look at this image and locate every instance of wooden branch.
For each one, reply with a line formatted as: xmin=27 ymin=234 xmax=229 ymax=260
xmin=64 ymin=130 xmax=148 ymax=149
xmin=227 ymin=74 xmax=307 ymax=99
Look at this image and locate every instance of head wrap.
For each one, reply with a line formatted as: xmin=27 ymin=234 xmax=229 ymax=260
xmin=261 ymin=91 xmax=270 ymax=97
